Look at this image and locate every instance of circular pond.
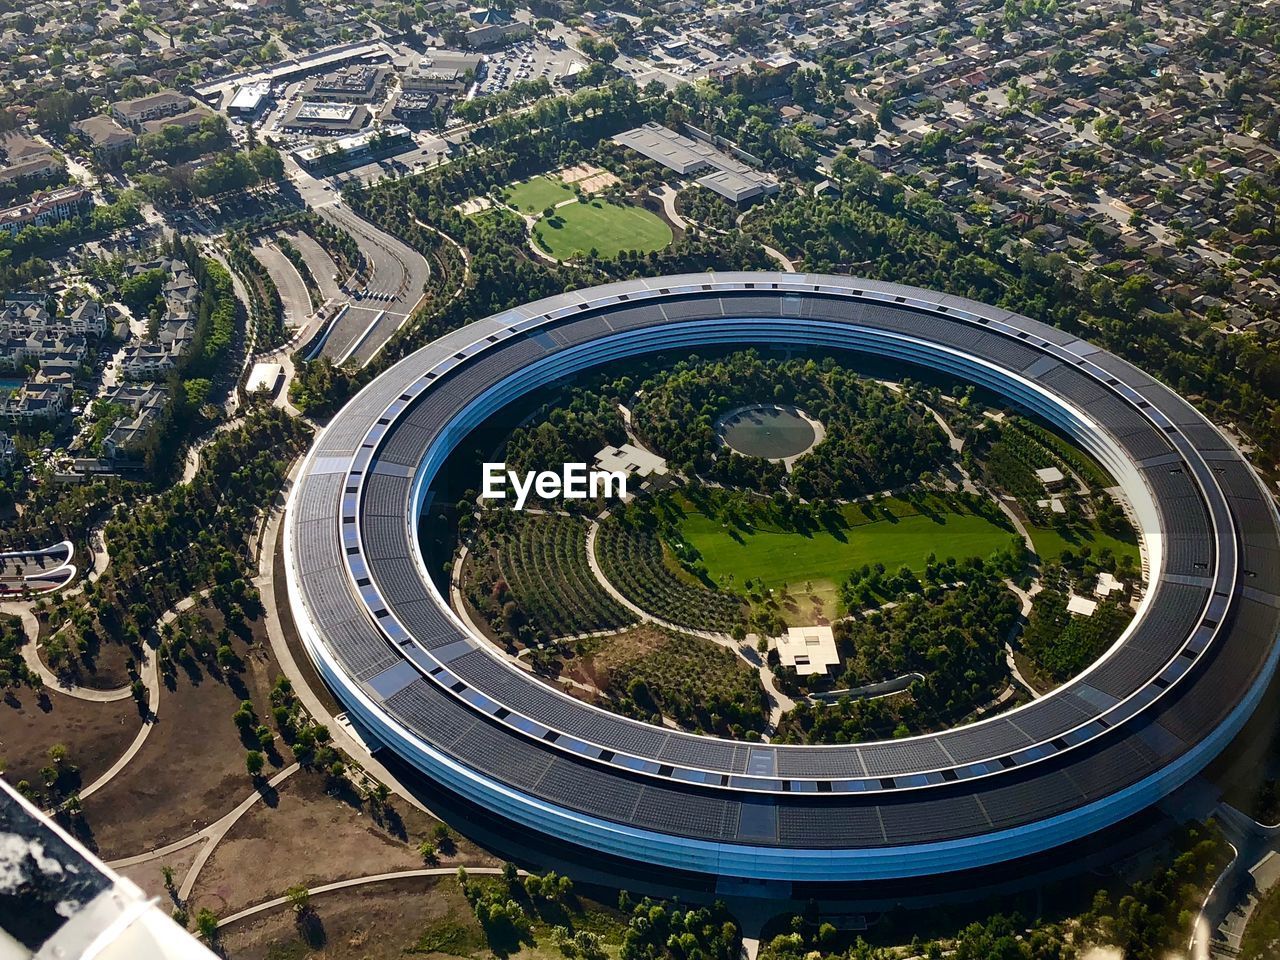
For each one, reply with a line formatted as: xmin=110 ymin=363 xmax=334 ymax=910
xmin=717 ymin=404 xmax=823 ymax=461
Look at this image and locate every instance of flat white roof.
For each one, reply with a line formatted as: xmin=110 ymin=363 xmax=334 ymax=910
xmin=1035 ymin=466 xmax=1066 ymax=485
xmin=1095 ymin=571 xmax=1124 ymax=597
xmin=777 ymin=625 xmax=839 ymax=676
xmin=229 ymin=82 xmax=270 ymax=111
xmin=1067 ymin=594 xmax=1098 ymax=617
xmin=246 ymin=362 xmax=283 ymax=394
xmin=594 ymin=442 xmax=667 ymax=477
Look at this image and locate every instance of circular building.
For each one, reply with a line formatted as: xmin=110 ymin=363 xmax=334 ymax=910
xmin=284 ymin=274 xmax=1280 ymax=885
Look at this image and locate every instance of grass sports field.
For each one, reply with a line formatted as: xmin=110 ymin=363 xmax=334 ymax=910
xmin=504 ymin=175 xmax=575 ymax=213
xmin=532 ymin=199 xmax=673 ymax=260
xmin=672 ymin=495 xmax=1015 ymax=620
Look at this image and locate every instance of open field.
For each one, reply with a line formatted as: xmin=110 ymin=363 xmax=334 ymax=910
xmin=504 ymin=175 xmax=575 ymax=213
xmin=219 ymin=874 xmax=629 ymax=960
xmin=1026 ymin=520 xmax=1140 ymax=568
xmin=80 ymin=610 xmax=292 ymax=859
xmin=674 ymin=495 xmax=1015 ymax=619
xmin=532 ymin=200 xmax=672 ymax=261
xmin=189 ymin=771 xmax=492 ymax=917
xmin=0 ymin=685 xmax=140 ymax=790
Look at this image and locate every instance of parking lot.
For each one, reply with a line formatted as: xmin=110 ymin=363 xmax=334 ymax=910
xmin=474 ymin=37 xmax=585 ymax=97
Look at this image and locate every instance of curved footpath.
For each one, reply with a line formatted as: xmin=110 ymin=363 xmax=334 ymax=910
xmin=216 ymin=866 xmax=511 ymax=929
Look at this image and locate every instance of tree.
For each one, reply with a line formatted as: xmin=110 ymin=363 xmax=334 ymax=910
xmin=245 ymin=750 xmax=265 ymax=776
xmin=286 ymin=884 xmax=310 ymax=913
xmin=195 ymin=907 xmax=219 ymax=942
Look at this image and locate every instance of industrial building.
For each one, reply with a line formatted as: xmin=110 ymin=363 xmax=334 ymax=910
xmin=293 ymin=124 xmax=412 ymax=169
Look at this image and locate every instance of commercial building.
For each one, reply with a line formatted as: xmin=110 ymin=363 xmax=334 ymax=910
xmin=302 ymin=63 xmax=391 ymax=102
xmin=293 ymin=124 xmax=411 ymax=169
xmin=612 ymin=123 xmax=780 ymax=205
xmin=280 ymin=100 xmax=370 ymax=134
xmin=286 ymin=273 xmax=1280 ymax=886
xmin=395 ymin=50 xmax=482 ymax=93
xmin=465 ymin=8 xmax=531 ymax=47
xmin=227 ymin=82 xmax=272 ymax=119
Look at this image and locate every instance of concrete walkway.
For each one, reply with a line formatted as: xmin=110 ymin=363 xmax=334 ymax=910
xmin=760 ymin=244 xmax=796 ymax=272
xmin=78 ymin=591 xmax=210 ymax=801
xmin=109 ymin=761 xmax=301 ymax=903
xmin=216 ymin=866 xmax=509 ymax=928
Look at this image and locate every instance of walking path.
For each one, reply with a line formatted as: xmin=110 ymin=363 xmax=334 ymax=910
xmin=109 ymin=762 xmax=301 ymax=903
xmin=78 ymin=591 xmax=209 ymax=801
xmin=1002 ymin=578 xmax=1046 ymax=698
xmin=216 ymin=866 xmax=509 ymax=928
xmin=581 ymin=511 xmax=796 ymax=731
xmin=760 ymin=244 xmax=796 ymax=272
xmin=653 ymin=183 xmax=689 ymax=231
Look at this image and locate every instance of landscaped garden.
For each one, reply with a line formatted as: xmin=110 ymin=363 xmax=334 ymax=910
xmin=464 ymin=511 xmax=635 ymax=647
xmin=662 ymin=489 xmax=1018 ymax=623
xmin=595 ymin=511 xmax=746 ymax=634
xmin=531 ymin=198 xmax=672 ymax=261
xmin=572 ymin=624 xmax=767 ymax=737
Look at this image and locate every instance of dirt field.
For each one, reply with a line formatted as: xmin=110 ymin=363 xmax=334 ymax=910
xmin=219 ymin=875 xmax=628 ymax=960
xmin=0 ymin=685 xmax=140 ymax=789
xmin=559 ymin=163 xmax=619 ymax=194
xmin=455 ymin=196 xmax=494 ymax=216
xmin=189 ymin=772 xmax=496 ymax=917
xmin=219 ymin=876 xmax=472 ymax=960
xmin=80 ymin=607 xmax=293 ymax=859
xmin=117 ymin=840 xmax=203 ymax=901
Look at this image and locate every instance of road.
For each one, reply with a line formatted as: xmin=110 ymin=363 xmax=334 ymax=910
xmin=314 ymin=204 xmax=431 ymax=367
xmin=286 ymin=230 xmax=343 ymax=302
xmin=252 ymin=241 xmax=313 ymax=332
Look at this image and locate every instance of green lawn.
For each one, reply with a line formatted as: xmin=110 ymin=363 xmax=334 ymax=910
xmin=672 ymin=496 xmax=1016 ymax=620
xmin=504 ymin=175 xmax=575 ymax=213
xmin=1027 ymin=521 xmax=1140 ymax=567
xmin=532 ymin=199 xmax=673 ymax=261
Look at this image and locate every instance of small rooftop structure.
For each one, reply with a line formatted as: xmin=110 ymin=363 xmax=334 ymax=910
xmin=1095 ymin=571 xmax=1124 ymax=597
xmin=777 ymin=625 xmax=840 ymax=676
xmin=228 ymin=81 xmax=272 ymax=117
xmin=1067 ymin=594 xmax=1098 ymax=617
xmin=594 ymin=443 xmax=667 ymax=478
xmin=1035 ymin=466 xmax=1066 ymax=488
xmin=1036 ymin=497 xmax=1066 ymax=515
xmin=246 ymin=362 xmax=283 ymax=395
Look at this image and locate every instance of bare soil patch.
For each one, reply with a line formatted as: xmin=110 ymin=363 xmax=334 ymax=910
xmin=559 ymin=163 xmax=619 ymax=194
xmin=219 ymin=875 xmax=470 ymax=960
xmin=190 ymin=771 xmax=496 ymax=917
xmin=80 ymin=607 xmax=292 ymax=859
xmin=0 ymin=685 xmax=140 ymax=789
xmin=116 ymin=840 xmax=203 ymax=901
